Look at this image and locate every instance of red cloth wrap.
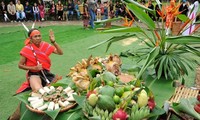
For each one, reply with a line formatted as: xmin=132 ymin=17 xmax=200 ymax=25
xmin=16 ymin=41 xmax=55 ymax=94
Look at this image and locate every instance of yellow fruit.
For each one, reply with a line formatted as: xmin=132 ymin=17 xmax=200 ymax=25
xmin=137 ymin=92 xmax=148 ymax=108
xmin=88 ymin=94 xmax=98 ymax=106
xmin=121 ymin=91 xmax=132 ymax=99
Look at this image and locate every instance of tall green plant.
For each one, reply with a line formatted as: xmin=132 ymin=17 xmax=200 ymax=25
xmin=89 ymin=0 xmax=200 ymax=80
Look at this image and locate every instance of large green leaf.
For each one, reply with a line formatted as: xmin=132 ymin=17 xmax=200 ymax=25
xmin=137 ymin=47 xmax=160 ymax=79
xmin=14 ymin=91 xmax=31 ymax=104
xmin=88 ymin=34 xmax=136 ymax=50
xmin=166 ymin=36 xmax=200 ymax=44
xmin=172 ymin=98 xmax=200 ymax=120
xmin=177 ymin=14 xmax=189 ymax=22
xmin=45 ymin=108 xmax=61 ymax=120
xmin=103 ymin=27 xmax=143 ymax=33
xmin=56 ymin=109 xmax=83 ymax=120
xmin=185 ymin=45 xmax=200 ymax=57
xmin=94 ymin=17 xmax=123 ymax=24
xmin=148 ymin=106 xmax=165 ymax=118
xmin=127 ymin=3 xmax=155 ymax=30
xmin=145 ymin=77 xmax=175 ymax=107
xmin=124 ymin=0 xmax=156 ymax=15
xmin=20 ymin=103 xmax=45 ymax=120
xmin=73 ymin=95 xmax=86 ymax=108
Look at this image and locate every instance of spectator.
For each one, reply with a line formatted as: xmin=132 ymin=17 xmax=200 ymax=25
xmin=16 ymin=0 xmax=26 ymax=22
xmin=83 ymin=0 xmax=89 ymax=29
xmin=74 ymin=1 xmax=81 ymax=20
xmin=109 ymin=1 xmax=114 ymax=18
xmin=0 ymin=1 xmax=10 ymax=22
xmin=56 ymin=0 xmax=63 ymax=20
xmin=88 ymin=0 xmax=96 ymax=29
xmin=96 ymin=1 xmax=102 ymax=21
xmin=49 ymin=0 xmax=56 ymax=20
xmin=33 ymin=2 xmax=40 ymax=22
xmin=155 ymin=3 xmax=162 ymax=21
xmin=115 ymin=1 xmax=121 ymax=17
xmin=24 ymin=1 xmax=32 ymax=21
xmin=7 ymin=1 xmax=16 ymax=22
xmin=67 ymin=0 xmax=74 ymax=20
xmin=179 ymin=0 xmax=189 ymax=16
xmin=38 ymin=0 xmax=45 ymax=21
xmin=182 ymin=0 xmax=199 ymax=35
xmin=147 ymin=0 xmax=155 ymax=21
xmin=63 ymin=5 xmax=68 ymax=21
xmin=103 ymin=2 xmax=108 ymax=20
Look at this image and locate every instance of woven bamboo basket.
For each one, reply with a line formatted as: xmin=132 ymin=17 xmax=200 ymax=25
xmin=169 ymin=86 xmax=199 ymax=103
xmin=195 ymin=66 xmax=200 ymax=88
xmin=26 ymin=103 xmax=77 ymax=114
xmin=172 ymin=21 xmax=182 ymax=36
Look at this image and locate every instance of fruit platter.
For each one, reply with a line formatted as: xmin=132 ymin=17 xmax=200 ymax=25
xmin=67 ymin=55 xmax=163 ymax=120
xmin=26 ymin=85 xmax=78 ymax=114
xmin=83 ymin=83 xmax=156 ymax=120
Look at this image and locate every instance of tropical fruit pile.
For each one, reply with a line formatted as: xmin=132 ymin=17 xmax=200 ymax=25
xmin=27 ymin=86 xmax=77 ymax=112
xmin=68 ymin=55 xmax=157 ymax=120
xmin=67 ymin=55 xmax=122 ymax=90
xmin=82 ymin=80 xmax=156 ymax=120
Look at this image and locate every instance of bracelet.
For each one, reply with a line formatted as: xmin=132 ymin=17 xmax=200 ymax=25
xmin=51 ymin=41 xmax=56 ymax=44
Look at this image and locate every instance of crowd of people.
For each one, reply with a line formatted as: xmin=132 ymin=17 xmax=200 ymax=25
xmin=0 ymin=0 xmax=132 ymax=23
xmin=0 ymin=0 xmax=199 ymax=30
xmin=0 ymin=0 xmax=82 ymax=22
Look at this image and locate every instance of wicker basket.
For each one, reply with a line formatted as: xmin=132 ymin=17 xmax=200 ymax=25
xmin=172 ymin=21 xmax=182 ymax=36
xmin=169 ymin=86 xmax=199 ymax=103
xmin=26 ymin=103 xmax=77 ymax=114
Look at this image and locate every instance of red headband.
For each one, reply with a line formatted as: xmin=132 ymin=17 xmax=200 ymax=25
xmin=30 ymin=30 xmax=41 ymax=37
xmin=24 ymin=30 xmax=41 ymax=45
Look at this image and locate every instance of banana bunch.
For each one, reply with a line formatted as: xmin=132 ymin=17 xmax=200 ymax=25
xmin=67 ymin=55 xmax=122 ymax=90
xmin=92 ymin=106 xmax=113 ymax=120
xmin=83 ymin=100 xmax=94 ymax=117
xmin=130 ymin=104 xmax=150 ymax=120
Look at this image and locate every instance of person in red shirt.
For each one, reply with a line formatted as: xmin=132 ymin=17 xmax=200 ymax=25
xmin=18 ymin=28 xmax=63 ymax=92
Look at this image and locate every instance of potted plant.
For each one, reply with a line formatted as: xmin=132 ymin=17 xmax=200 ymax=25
xmin=89 ymin=0 xmax=200 ymax=81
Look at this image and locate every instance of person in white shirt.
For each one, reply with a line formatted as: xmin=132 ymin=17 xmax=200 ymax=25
xmin=7 ymin=1 xmax=16 ymax=22
xmin=32 ymin=2 xmax=40 ymax=21
xmin=182 ymin=0 xmax=199 ymax=35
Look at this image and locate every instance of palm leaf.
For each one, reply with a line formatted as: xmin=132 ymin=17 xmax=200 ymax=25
xmin=137 ymin=47 xmax=160 ymax=79
xmin=88 ymin=34 xmax=136 ymax=51
xmin=166 ymin=36 xmax=200 ymax=44
xmin=124 ymin=0 xmax=156 ymax=15
xmin=103 ymin=27 xmax=143 ymax=33
xmin=185 ymin=45 xmax=200 ymax=57
xmin=127 ymin=3 xmax=155 ymax=30
xmin=94 ymin=17 xmax=123 ymax=24
xmin=172 ymin=56 xmax=188 ymax=75
xmin=157 ymin=55 xmax=166 ymax=79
